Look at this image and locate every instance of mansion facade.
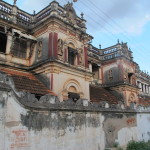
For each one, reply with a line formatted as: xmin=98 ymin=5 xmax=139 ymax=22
xmin=0 ymin=0 xmax=150 ymax=108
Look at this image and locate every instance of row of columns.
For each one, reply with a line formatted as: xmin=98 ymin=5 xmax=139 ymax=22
xmin=138 ymin=81 xmax=150 ymax=94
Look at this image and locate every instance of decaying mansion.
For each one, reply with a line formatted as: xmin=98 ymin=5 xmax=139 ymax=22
xmin=0 ymin=1 xmax=150 ymax=150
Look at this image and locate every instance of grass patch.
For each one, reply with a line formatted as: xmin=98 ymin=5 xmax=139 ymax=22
xmin=127 ymin=140 xmax=150 ymax=150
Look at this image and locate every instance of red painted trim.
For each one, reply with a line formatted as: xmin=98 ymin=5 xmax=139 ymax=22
xmin=53 ymin=32 xmax=58 ymax=58
xmin=51 ymin=73 xmax=53 ymax=91
xmin=48 ymin=33 xmax=53 ymax=57
xmin=84 ymin=47 xmax=88 ymax=68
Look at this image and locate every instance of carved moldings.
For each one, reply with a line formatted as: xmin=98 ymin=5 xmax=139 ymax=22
xmin=78 ymin=49 xmax=83 ymax=65
xmin=64 ymin=2 xmax=77 ymax=25
xmin=124 ymin=72 xmax=128 ymax=81
xmin=132 ymin=77 xmax=136 ymax=85
xmin=57 ymin=39 xmax=64 ymax=60
xmin=129 ymin=93 xmax=135 ymax=103
xmin=37 ymin=41 xmax=43 ymax=58
xmin=62 ymin=79 xmax=83 ymax=100
xmin=28 ymin=42 xmax=35 ymax=59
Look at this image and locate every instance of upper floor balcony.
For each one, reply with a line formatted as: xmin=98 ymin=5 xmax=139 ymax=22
xmin=0 ymin=1 xmax=86 ymax=31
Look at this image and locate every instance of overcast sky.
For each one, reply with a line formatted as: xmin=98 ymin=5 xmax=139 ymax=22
xmin=4 ymin=0 xmax=150 ymax=73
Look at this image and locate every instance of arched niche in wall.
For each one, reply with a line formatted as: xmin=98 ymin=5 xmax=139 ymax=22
xmin=62 ymin=79 xmax=84 ymax=100
xmin=128 ymin=93 xmax=138 ymax=107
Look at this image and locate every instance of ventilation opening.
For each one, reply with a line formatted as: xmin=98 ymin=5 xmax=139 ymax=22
xmin=35 ymin=94 xmax=42 ymax=101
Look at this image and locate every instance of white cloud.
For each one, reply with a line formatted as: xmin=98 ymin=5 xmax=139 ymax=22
xmin=77 ymin=0 xmax=150 ymax=35
xmin=14 ymin=0 xmax=150 ymax=35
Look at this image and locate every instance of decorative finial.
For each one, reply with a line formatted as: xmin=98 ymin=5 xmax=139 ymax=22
xmin=73 ymin=0 xmax=78 ymax=2
xmin=33 ymin=10 xmax=36 ymax=15
xmin=13 ymin=0 xmax=17 ymax=5
xmin=117 ymin=39 xmax=120 ymax=44
xmin=81 ymin=12 xmax=84 ymax=19
xmin=99 ymin=44 xmax=101 ymax=49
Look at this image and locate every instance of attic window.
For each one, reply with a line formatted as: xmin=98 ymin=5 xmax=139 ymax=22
xmin=0 ymin=31 xmax=7 ymax=53
xmin=108 ymin=70 xmax=113 ymax=80
xmin=11 ymin=35 xmax=27 ymax=59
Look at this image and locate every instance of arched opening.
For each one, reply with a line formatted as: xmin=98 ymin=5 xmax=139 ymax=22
xmin=62 ymin=79 xmax=83 ymax=101
xmin=68 ymin=42 xmax=77 ymax=65
xmin=68 ymin=86 xmax=77 ymax=93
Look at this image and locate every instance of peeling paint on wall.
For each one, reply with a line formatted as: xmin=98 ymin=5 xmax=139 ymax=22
xmin=103 ymin=113 xmax=137 ymax=148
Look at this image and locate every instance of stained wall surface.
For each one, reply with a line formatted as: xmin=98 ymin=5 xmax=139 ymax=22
xmin=1 ymin=89 xmax=150 ymax=150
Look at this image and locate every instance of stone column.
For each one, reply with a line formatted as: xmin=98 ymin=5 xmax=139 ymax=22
xmin=89 ymin=63 xmax=92 ymax=72
xmin=146 ymin=85 xmax=149 ymax=94
xmin=145 ymin=85 xmax=147 ymax=93
xmin=26 ymin=40 xmax=30 ymax=59
xmin=6 ymin=31 xmax=12 ymax=55
xmin=141 ymin=83 xmax=144 ymax=92
xmin=139 ymin=82 xmax=142 ymax=92
xmin=12 ymin=5 xmax=17 ymax=24
xmin=144 ymin=84 xmax=146 ymax=93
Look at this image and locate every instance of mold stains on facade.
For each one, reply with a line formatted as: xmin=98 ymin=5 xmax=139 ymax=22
xmin=103 ymin=113 xmax=137 ymax=148
xmin=21 ymin=111 xmax=101 ymax=133
xmin=0 ymin=96 xmax=6 ymax=108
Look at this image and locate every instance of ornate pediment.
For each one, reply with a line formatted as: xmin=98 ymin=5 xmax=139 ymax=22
xmin=64 ymin=2 xmax=77 ymax=25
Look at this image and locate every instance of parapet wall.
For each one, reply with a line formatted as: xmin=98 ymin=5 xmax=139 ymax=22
xmin=0 ymin=74 xmax=150 ymax=150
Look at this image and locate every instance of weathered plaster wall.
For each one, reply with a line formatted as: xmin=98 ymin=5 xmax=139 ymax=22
xmin=1 ymin=89 xmax=150 ymax=150
xmin=103 ymin=62 xmax=119 ymax=84
xmin=51 ymin=68 xmax=90 ymax=101
xmin=0 ymin=91 xmax=7 ymax=150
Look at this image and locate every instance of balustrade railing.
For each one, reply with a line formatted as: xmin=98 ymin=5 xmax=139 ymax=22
xmin=0 ymin=0 xmax=86 ymax=30
xmin=0 ymin=1 xmax=12 ymax=21
xmin=0 ymin=2 xmax=11 ymax=14
xmin=35 ymin=9 xmax=51 ymax=22
xmin=17 ymin=11 xmax=31 ymax=23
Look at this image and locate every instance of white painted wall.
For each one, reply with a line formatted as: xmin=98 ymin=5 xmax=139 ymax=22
xmin=1 ymin=90 xmax=150 ymax=150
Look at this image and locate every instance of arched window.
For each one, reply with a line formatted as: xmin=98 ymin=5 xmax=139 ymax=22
xmin=68 ymin=43 xmax=77 ymax=65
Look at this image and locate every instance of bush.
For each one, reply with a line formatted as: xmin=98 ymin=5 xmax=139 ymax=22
xmin=127 ymin=140 xmax=150 ymax=150
xmin=116 ymin=147 xmax=123 ymax=150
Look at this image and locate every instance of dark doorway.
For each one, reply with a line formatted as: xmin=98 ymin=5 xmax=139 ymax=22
xmin=68 ymin=47 xmax=76 ymax=65
xmin=0 ymin=32 xmax=7 ymax=53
